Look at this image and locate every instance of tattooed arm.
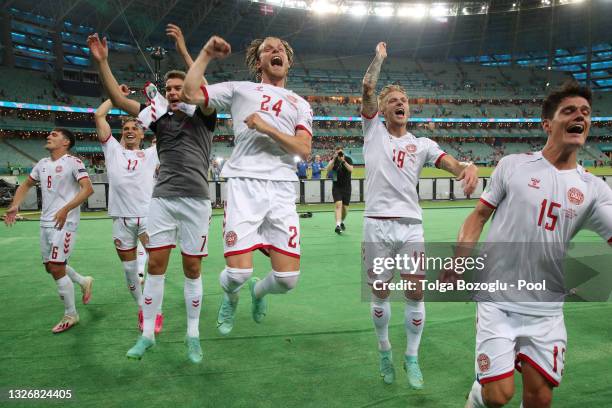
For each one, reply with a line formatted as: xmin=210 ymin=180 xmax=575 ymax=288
xmin=361 ymin=42 xmax=387 ymax=117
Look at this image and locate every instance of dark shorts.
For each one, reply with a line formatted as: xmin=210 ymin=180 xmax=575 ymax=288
xmin=332 ymin=185 xmax=351 ymax=206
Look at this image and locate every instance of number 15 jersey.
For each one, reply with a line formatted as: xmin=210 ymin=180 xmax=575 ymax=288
xmin=202 ymin=81 xmax=313 ymax=181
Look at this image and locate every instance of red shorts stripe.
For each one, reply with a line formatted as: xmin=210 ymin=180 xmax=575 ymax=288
xmin=478 ymin=370 xmax=514 ymax=385
xmin=146 ymin=244 xmax=176 ymax=252
xmin=116 ymin=246 xmax=137 ymax=253
xmin=479 ymin=198 xmax=497 ymax=210
xmin=46 ymin=261 xmax=67 ymax=265
xmin=361 ymin=111 xmax=378 ymax=120
xmin=434 ymin=152 xmax=447 ymax=168
xmin=516 ymin=353 xmax=560 ymax=387
xmin=224 ymin=243 xmax=266 ymax=258
xmin=181 ymin=251 xmax=208 ymax=259
xmin=200 ymin=85 xmax=209 ymax=108
xmin=265 ymin=245 xmax=301 ymax=259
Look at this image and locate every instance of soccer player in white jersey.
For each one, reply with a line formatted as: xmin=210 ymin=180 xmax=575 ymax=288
xmin=89 ymin=30 xmax=216 ymax=363
xmin=4 ymin=128 xmax=94 ymax=333
xmin=94 ymin=87 xmax=160 ymax=332
xmin=361 ymin=43 xmax=479 ymax=388
xmin=458 ymin=81 xmax=612 ymax=408
xmin=182 ymin=35 xmax=312 ymax=335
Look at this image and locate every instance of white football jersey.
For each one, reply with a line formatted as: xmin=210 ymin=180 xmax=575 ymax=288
xmin=102 ymin=135 xmax=159 ymax=217
xmin=363 ymin=113 xmax=446 ymax=219
xmin=479 ymin=151 xmax=612 ymax=316
xmin=29 ymin=154 xmax=90 ymax=230
xmin=202 ymin=81 xmax=313 ymax=181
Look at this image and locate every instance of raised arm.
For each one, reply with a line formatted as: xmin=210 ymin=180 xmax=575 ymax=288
xmin=181 ymin=36 xmax=231 ymax=106
xmin=166 ymin=24 xmax=195 ymax=70
xmin=94 ymin=84 xmax=131 ymax=142
xmin=88 ymin=33 xmax=140 ymax=117
xmin=361 ymin=42 xmax=387 ymax=117
xmin=438 ymin=155 xmax=479 ymax=196
xmin=4 ymin=177 xmax=36 ymax=226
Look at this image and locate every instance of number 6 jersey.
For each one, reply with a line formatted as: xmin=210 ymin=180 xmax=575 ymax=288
xmin=101 ymin=135 xmax=159 ymax=218
xmin=201 ymin=81 xmax=313 ymax=181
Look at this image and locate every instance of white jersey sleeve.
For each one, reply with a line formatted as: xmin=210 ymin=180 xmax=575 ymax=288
xmin=29 ymin=160 xmax=42 ymax=182
xmin=480 ymin=156 xmax=513 ymax=209
xmin=586 ymin=179 xmax=612 ymax=243
xmin=362 ymin=112 xmax=383 ymax=144
xmin=425 ymin=138 xmax=447 ymax=168
xmin=296 ymin=99 xmax=313 ymax=137
xmin=202 ymin=81 xmax=235 ymax=112
xmin=71 ymin=156 xmax=89 ymax=181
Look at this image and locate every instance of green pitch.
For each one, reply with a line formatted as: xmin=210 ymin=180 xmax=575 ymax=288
xmin=0 ymin=203 xmax=610 ymax=407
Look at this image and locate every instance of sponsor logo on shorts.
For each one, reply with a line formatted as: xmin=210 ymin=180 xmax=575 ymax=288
xmin=477 ymin=353 xmax=490 ymax=373
xmin=114 ymin=238 xmax=122 ymax=248
xmin=225 ymin=231 xmax=238 ymax=247
xmin=406 ymin=144 xmax=417 ymax=153
xmin=55 ymin=165 xmax=63 ymax=173
xmin=567 ymin=187 xmax=584 ymax=205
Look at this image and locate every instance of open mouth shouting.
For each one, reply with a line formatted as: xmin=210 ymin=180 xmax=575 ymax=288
xmin=271 ymin=56 xmax=284 ymax=68
xmin=566 ymin=122 xmax=585 ymax=135
xmin=394 ymin=107 xmax=406 ymax=119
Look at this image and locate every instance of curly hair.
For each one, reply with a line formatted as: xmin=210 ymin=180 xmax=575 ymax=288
xmin=245 ymin=37 xmax=294 ymax=81
xmin=378 ymin=84 xmax=407 ymax=108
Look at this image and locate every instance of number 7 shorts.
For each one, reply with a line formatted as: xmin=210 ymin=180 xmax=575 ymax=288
xmin=223 ymin=178 xmax=300 ymax=259
xmin=146 ymin=197 xmax=212 ymax=257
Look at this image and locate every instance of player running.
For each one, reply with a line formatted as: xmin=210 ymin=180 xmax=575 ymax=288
xmin=361 ymin=42 xmax=478 ymax=388
xmin=182 ymin=35 xmax=312 ymax=336
xmin=88 ymin=29 xmax=216 ymax=363
xmin=4 ymin=129 xmax=94 ymax=333
xmin=94 ymin=85 xmax=159 ymax=332
xmin=460 ymin=81 xmax=612 ymax=407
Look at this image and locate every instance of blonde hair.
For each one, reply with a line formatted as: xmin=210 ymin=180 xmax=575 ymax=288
xmin=245 ymin=37 xmax=294 ymax=81
xmin=121 ymin=117 xmax=143 ymax=129
xmin=378 ymin=84 xmax=407 ymax=108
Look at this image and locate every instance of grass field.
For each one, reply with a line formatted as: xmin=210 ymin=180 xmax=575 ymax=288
xmin=1 ymin=203 xmax=611 ymax=407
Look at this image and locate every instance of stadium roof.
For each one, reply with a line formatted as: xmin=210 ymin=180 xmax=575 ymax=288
xmin=6 ymin=0 xmax=611 ymax=60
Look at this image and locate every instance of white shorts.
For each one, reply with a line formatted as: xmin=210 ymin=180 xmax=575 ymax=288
xmin=112 ymin=217 xmax=147 ymax=252
xmin=146 ymin=197 xmax=211 ymax=258
xmin=223 ymin=178 xmax=300 ymax=258
xmin=475 ymin=302 xmax=566 ymax=387
xmin=40 ymin=224 xmax=78 ymax=264
xmin=362 ymin=217 xmax=425 ymax=284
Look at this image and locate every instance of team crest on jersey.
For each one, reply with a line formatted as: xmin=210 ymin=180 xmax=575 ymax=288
xmin=55 ymin=165 xmax=63 ymax=173
xmin=567 ymin=187 xmax=584 ymax=205
xmin=477 ymin=353 xmax=490 ymax=372
xmin=406 ymin=144 xmax=417 ymax=153
xmin=528 ymin=178 xmax=540 ymax=189
xmin=225 ymin=231 xmax=238 ymax=247
xmin=136 ymin=151 xmax=145 ymax=158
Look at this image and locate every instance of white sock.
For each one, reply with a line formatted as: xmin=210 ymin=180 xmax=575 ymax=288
xmin=405 ymin=298 xmax=425 ymax=357
xmin=371 ymin=295 xmax=391 ymax=351
xmin=184 ymin=276 xmax=202 ymax=338
xmin=336 ymin=222 xmax=341 ymax=227
xmin=467 ymin=380 xmax=487 ymax=408
xmin=219 ymin=267 xmax=252 ymax=303
xmin=142 ymin=274 xmax=165 ymax=340
xmin=65 ymin=265 xmax=86 ymax=286
xmin=122 ymin=260 xmax=142 ymax=306
xmin=137 ymin=242 xmax=147 ymax=275
xmin=56 ymin=275 xmax=77 ymax=316
xmin=254 ymin=270 xmax=300 ymax=298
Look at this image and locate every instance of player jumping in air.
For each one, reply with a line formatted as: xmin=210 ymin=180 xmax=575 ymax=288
xmin=5 ymin=129 xmax=94 ymax=333
xmin=361 ymin=42 xmax=479 ymax=388
xmin=94 ymin=85 xmax=159 ymax=332
xmin=460 ymin=81 xmax=612 ymax=407
xmin=182 ymin=35 xmax=312 ymax=336
xmin=88 ymin=28 xmax=216 ymax=363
